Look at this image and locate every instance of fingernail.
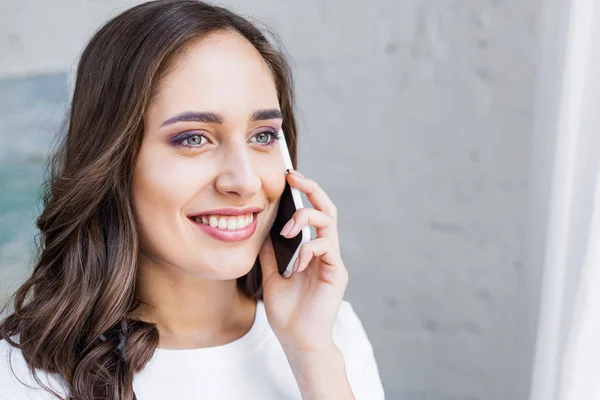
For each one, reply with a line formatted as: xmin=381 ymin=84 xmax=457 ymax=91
xmin=292 ymin=256 xmax=301 ymax=273
xmin=280 ymin=219 xmax=295 ymax=236
xmin=287 ymin=169 xmax=304 ymax=178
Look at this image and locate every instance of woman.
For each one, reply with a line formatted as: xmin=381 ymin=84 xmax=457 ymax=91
xmin=0 ymin=1 xmax=384 ymax=399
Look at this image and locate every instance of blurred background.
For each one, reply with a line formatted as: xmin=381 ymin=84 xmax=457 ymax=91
xmin=2 ymin=1 xmax=597 ymax=399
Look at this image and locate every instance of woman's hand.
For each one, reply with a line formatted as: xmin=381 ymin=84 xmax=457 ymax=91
xmin=258 ymin=169 xmax=349 ymax=353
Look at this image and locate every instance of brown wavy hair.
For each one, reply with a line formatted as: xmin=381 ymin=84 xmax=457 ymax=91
xmin=0 ymin=1 xmax=298 ymax=398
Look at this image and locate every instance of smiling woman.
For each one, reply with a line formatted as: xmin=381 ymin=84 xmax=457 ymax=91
xmin=0 ymin=1 xmax=384 ymax=399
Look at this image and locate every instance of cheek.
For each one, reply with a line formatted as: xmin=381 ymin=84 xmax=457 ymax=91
xmin=131 ymin=144 xmax=208 ymax=219
xmin=258 ymin=161 xmax=286 ymax=201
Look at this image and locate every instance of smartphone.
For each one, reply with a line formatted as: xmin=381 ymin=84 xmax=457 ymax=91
xmin=269 ymin=129 xmax=311 ymax=278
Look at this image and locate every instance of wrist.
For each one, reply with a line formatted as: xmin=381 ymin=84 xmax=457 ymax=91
xmin=283 ymin=345 xmax=355 ymax=400
xmin=283 ymin=342 xmax=341 ymax=366
xmin=281 ymin=338 xmax=338 ymax=356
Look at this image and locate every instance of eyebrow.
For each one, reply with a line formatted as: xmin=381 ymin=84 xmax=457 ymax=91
xmin=250 ymin=109 xmax=283 ymax=121
xmin=160 ymin=108 xmax=283 ymax=127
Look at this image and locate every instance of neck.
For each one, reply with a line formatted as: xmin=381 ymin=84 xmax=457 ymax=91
xmin=133 ymin=255 xmax=257 ymax=349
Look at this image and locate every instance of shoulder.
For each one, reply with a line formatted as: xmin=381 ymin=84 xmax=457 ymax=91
xmin=332 ymin=301 xmax=385 ymax=399
xmin=0 ymin=339 xmax=66 ymax=399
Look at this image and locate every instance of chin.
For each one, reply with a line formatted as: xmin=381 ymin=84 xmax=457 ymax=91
xmin=185 ymin=256 xmax=257 ymax=280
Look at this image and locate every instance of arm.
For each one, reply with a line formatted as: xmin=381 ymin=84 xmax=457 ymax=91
xmin=284 ymin=345 xmax=355 ymax=400
xmin=258 ymin=170 xmax=369 ymax=399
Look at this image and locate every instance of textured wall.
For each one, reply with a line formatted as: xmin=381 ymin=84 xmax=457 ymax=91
xmin=0 ymin=1 xmax=542 ymax=399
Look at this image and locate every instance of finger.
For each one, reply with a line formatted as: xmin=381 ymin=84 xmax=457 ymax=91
xmin=258 ymin=235 xmax=281 ymax=284
xmin=287 ymin=170 xmax=338 ymax=220
xmin=293 ymin=238 xmax=342 ymax=276
xmin=294 ymin=238 xmax=347 ymax=286
xmin=280 ymin=208 xmax=338 ymax=247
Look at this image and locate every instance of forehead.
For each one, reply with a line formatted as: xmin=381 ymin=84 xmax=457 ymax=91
xmin=149 ymin=31 xmax=279 ymax=122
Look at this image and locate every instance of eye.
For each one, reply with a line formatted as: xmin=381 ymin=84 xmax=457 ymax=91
xmin=171 ymin=132 xmax=208 ymax=148
xmin=183 ymin=134 xmax=206 ymax=147
xmin=250 ymin=130 xmax=280 ymax=146
xmin=255 ymin=132 xmax=271 ymax=143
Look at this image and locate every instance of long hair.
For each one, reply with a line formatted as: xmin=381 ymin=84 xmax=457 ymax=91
xmin=0 ymin=1 xmax=298 ymax=398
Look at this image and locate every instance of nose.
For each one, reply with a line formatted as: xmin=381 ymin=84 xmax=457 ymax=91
xmin=214 ymin=144 xmax=261 ymax=199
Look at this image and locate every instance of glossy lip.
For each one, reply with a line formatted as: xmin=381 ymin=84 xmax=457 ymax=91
xmin=188 ymin=207 xmax=263 ymax=218
xmin=188 ymin=207 xmax=262 ymax=243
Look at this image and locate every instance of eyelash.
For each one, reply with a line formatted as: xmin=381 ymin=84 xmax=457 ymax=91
xmin=172 ymin=130 xmax=281 ymax=149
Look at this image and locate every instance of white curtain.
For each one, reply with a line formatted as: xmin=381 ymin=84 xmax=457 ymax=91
xmin=529 ymin=0 xmax=600 ymax=398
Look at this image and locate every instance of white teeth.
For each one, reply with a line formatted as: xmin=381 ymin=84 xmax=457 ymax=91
xmin=194 ymin=213 xmax=254 ymax=230
xmin=226 ymin=218 xmax=238 ymax=230
xmin=240 ymin=214 xmax=253 ymax=229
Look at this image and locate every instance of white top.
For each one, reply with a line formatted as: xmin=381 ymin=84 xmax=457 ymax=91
xmin=0 ymin=301 xmax=384 ymax=399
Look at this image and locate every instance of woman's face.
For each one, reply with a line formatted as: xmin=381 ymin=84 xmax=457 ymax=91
xmin=132 ymin=31 xmax=286 ymax=280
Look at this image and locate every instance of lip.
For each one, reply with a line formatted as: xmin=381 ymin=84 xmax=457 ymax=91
xmin=188 ymin=207 xmax=263 ymax=218
xmin=188 ymin=209 xmax=261 ymax=243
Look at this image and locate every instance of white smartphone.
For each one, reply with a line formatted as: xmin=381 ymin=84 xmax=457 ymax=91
xmin=269 ymin=129 xmax=311 ymax=278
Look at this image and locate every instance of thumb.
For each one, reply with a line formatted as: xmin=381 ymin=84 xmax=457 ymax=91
xmin=258 ymin=234 xmax=280 ymax=284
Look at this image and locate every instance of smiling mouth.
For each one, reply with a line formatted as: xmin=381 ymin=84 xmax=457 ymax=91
xmin=188 ymin=213 xmax=256 ymax=231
